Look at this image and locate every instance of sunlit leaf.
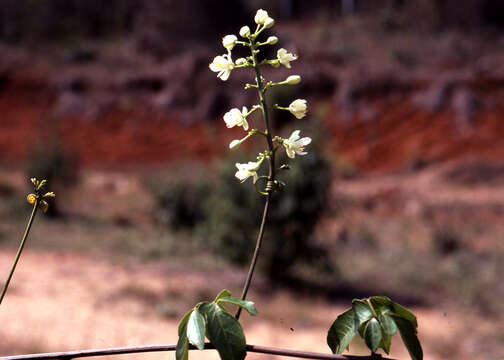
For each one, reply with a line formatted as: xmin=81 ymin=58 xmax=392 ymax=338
xmin=187 ymin=308 xmax=206 ymax=350
xmin=217 ymin=297 xmax=258 ymax=316
xmin=364 ymin=318 xmax=382 ymax=353
xmin=391 ymin=315 xmax=423 ymax=360
xmin=327 ymin=308 xmax=357 ymax=354
xmin=200 ymin=302 xmax=246 ymax=360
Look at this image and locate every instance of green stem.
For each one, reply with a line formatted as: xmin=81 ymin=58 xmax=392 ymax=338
xmin=236 ymin=37 xmax=277 ymax=320
xmin=0 ymin=200 xmax=39 ymax=305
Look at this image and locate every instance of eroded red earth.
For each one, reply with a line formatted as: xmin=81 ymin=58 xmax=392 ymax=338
xmin=1 ymin=73 xmax=504 ymax=172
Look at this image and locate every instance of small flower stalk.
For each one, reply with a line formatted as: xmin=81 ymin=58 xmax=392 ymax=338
xmin=0 ymin=178 xmax=55 ymax=305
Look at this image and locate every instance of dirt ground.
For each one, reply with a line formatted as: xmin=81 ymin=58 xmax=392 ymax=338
xmin=0 ymin=249 xmax=494 ymax=360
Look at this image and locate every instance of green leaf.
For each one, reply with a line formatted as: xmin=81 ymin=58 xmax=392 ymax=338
xmin=379 ymin=314 xmax=398 ymax=336
xmin=380 ymin=331 xmax=392 ymax=354
xmin=176 ymin=318 xmax=190 ymax=360
xmin=364 ymin=318 xmax=382 ymax=353
xmin=391 ymin=303 xmax=418 ymax=328
xmin=187 ymin=308 xmax=206 ymax=350
xmin=215 ymin=289 xmax=232 ymax=301
xmin=370 ymin=296 xmax=417 ymax=327
xmin=217 ymin=297 xmax=258 ymax=316
xmin=352 ymin=300 xmax=373 ymax=325
xmin=327 ymin=308 xmax=357 ymax=354
xmin=178 ymin=310 xmax=193 ymax=336
xmin=200 ymin=302 xmax=246 ymax=360
xmin=391 ymin=315 xmax=423 ymax=360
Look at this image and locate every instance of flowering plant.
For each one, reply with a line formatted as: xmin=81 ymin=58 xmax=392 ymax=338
xmin=178 ymin=8 xmax=423 ymax=360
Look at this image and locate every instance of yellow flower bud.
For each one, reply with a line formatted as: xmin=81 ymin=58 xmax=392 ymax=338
xmin=26 ymin=194 xmax=37 ymax=205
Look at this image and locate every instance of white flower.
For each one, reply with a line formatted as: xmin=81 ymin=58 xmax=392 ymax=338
xmin=288 ymin=99 xmax=308 ymax=119
xmin=277 ymin=48 xmax=297 ymax=68
xmin=222 ymin=35 xmax=238 ymax=50
xmin=285 ymin=75 xmax=301 ymax=85
xmin=264 ymin=17 xmax=275 ymax=28
xmin=239 ymin=26 xmax=250 ymax=38
xmin=235 ymin=58 xmax=247 ymax=66
xmin=254 ymin=9 xmax=269 ymax=25
xmin=265 ymin=36 xmax=278 ymax=45
xmin=223 ymin=106 xmax=249 ymax=130
xmin=209 ymin=53 xmax=234 ymax=81
xmin=235 ymin=161 xmax=261 ymax=183
xmin=229 ymin=139 xmax=241 ymax=149
xmin=283 ymin=130 xmax=311 ymax=158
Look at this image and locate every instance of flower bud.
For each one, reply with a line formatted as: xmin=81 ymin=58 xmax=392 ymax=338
xmin=285 ymin=75 xmax=301 ymax=85
xmin=235 ymin=58 xmax=247 ymax=66
xmin=265 ymin=36 xmax=278 ymax=45
xmin=222 ymin=34 xmax=238 ymax=50
xmin=229 ymin=139 xmax=241 ymax=150
xmin=239 ymin=26 xmax=251 ymax=38
xmin=254 ymin=9 xmax=269 ymax=25
xmin=264 ymin=17 xmax=275 ymax=29
xmin=26 ymin=193 xmax=36 ymax=205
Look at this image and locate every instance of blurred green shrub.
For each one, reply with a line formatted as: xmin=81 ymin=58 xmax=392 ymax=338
xmin=26 ymin=138 xmax=79 ymax=217
xmin=150 ymin=173 xmax=210 ymax=230
xmin=199 ymin=146 xmax=335 ymax=284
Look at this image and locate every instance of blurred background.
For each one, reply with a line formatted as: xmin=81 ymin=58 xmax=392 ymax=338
xmin=0 ymin=1 xmax=503 ymax=359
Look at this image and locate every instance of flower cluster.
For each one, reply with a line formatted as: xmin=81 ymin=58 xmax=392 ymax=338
xmin=209 ymin=9 xmax=312 ymax=187
xmin=26 ymin=178 xmax=55 ymax=213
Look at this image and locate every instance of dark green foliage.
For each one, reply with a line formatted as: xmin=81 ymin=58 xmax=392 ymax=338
xmin=327 ymin=296 xmax=422 ymax=360
xmin=199 ymin=147 xmax=334 ymax=283
xmin=151 ymin=174 xmax=210 ymax=230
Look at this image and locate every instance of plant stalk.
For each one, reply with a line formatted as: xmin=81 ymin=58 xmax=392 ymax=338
xmin=0 ymin=200 xmax=39 ymax=305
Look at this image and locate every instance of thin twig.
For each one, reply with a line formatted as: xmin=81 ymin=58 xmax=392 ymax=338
xmin=0 ymin=343 xmax=395 ymax=360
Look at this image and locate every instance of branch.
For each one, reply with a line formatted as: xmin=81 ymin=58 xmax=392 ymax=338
xmin=0 ymin=343 xmax=395 ymax=360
